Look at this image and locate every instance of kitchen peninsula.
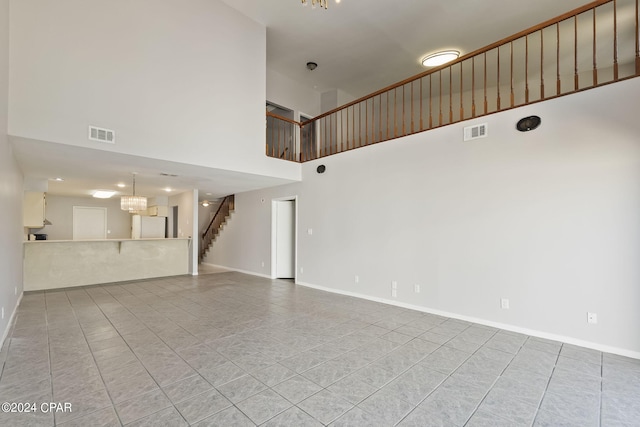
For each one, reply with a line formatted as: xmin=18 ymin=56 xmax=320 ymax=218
xmin=23 ymin=238 xmax=190 ymax=291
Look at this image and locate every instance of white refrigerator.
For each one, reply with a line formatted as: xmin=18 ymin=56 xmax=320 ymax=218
xmin=131 ymin=215 xmax=166 ymax=239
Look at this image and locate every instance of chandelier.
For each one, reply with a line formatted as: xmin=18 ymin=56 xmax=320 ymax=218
xmin=120 ymin=173 xmax=147 ymax=213
xmin=301 ymin=0 xmax=329 ymax=10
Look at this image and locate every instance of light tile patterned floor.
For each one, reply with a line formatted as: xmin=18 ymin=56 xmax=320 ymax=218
xmin=0 ymin=272 xmax=639 ymax=426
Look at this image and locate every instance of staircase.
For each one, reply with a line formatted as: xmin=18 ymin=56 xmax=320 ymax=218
xmin=199 ymin=195 xmax=235 ymax=262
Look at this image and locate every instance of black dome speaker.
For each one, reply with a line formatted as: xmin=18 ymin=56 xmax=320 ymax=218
xmin=316 ymin=165 xmax=326 ymax=174
xmin=516 ymin=116 xmax=541 ymax=132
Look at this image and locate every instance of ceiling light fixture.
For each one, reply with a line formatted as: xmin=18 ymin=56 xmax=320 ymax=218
xmin=120 ymin=173 xmax=147 ymax=213
xmin=164 ymin=187 xmax=172 ymax=192
xmin=201 ymin=201 xmax=210 ymax=207
xmin=93 ymin=190 xmax=116 ymax=199
xmin=422 ymin=50 xmax=460 ymax=67
xmin=301 ymin=0 xmax=328 ymax=10
xmin=116 ymin=183 xmax=126 ymax=188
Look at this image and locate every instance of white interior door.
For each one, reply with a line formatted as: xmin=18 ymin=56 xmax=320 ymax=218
xmin=275 ymin=200 xmax=295 ymax=279
xmin=73 ymin=206 xmax=107 ymax=240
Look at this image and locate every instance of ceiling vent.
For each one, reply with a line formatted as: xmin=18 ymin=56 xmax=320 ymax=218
xmin=89 ymin=126 xmax=115 ymax=144
xmin=463 ymin=123 xmax=488 ymax=141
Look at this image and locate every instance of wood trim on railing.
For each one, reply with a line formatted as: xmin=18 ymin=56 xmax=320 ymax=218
xmin=301 ymin=0 xmax=612 ymax=126
xmin=202 ymin=195 xmax=231 ymax=239
xmin=266 ymin=111 xmax=302 ymax=127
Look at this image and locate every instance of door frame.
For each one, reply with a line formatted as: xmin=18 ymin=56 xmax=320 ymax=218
xmin=271 ymin=196 xmax=298 ymax=280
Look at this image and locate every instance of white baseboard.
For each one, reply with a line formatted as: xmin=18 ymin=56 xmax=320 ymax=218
xmin=0 ymin=292 xmax=23 ymax=351
xmin=295 ymin=280 xmax=640 ymax=360
xmin=192 ymin=265 xmax=640 ymax=360
xmin=201 ymin=263 xmax=273 ymax=280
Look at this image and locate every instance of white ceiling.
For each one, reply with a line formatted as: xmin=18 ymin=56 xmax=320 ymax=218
xmin=11 ymin=137 xmax=294 ymax=201
xmin=222 ymin=0 xmax=590 ymax=98
xmin=13 ymin=0 xmax=592 ymax=200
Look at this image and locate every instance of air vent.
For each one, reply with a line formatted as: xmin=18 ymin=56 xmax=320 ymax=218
xmin=463 ymin=123 xmax=488 ymax=141
xmin=88 ymin=126 xmax=115 ymax=144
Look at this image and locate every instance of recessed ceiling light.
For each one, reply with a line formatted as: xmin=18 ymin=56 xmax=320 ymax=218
xmin=49 ymin=177 xmax=64 ymax=182
xmin=116 ymin=183 xmax=126 ymax=188
xmin=206 ymin=192 xmax=212 ymax=196
xmin=422 ymin=50 xmax=460 ymax=67
xmin=93 ymin=190 xmax=116 ymax=199
xmin=201 ymin=201 xmax=210 ymax=207
xmin=164 ymin=187 xmax=172 ymax=192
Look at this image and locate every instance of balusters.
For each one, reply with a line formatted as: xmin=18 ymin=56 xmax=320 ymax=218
xmin=266 ymin=0 xmax=637 ymax=163
xmin=593 ymin=9 xmax=598 ymax=85
xmin=540 ymin=30 xmax=545 ymax=98
xmin=614 ymin=0 xmax=619 ymax=80
xmin=556 ymin=23 xmax=561 ymax=95
xmin=575 ymin=15 xmax=579 ymax=90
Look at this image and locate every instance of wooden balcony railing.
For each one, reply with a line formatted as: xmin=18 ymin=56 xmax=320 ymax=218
xmin=266 ymin=0 xmax=640 ymax=163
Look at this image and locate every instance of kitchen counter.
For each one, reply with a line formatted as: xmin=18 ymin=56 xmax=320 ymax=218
xmin=24 ymin=238 xmax=191 ymax=291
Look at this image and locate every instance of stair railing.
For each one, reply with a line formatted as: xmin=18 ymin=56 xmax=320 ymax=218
xmin=200 ymin=194 xmax=235 ymax=261
xmin=266 ymin=0 xmax=640 ymax=163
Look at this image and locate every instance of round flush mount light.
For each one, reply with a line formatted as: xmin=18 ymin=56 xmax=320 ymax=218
xmin=421 ymin=50 xmax=460 ymax=67
xmin=306 ymin=62 xmax=318 ymax=71
xmin=316 ymin=165 xmax=326 ymax=174
xmin=516 ymin=115 xmax=542 ymax=132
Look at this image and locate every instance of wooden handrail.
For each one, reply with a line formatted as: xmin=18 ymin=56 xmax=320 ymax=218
xmin=301 ymin=0 xmax=612 ymax=126
xmin=268 ymin=0 xmax=639 ymax=164
xmin=202 ymin=195 xmax=232 ymax=238
xmin=266 ymin=111 xmax=302 ymax=127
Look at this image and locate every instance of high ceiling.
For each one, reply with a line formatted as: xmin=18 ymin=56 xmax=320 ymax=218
xmin=13 ymin=0 xmax=593 ymax=200
xmin=222 ymin=0 xmax=590 ymax=99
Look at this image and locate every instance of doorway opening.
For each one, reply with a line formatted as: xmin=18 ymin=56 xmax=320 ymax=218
xmin=167 ymin=206 xmax=179 ymax=238
xmin=266 ymin=102 xmax=295 ymax=160
xmin=272 ymin=197 xmax=297 ymax=280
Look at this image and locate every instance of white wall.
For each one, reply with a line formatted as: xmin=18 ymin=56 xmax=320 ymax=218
xmin=169 ymin=190 xmax=198 ymax=274
xmin=321 ymin=89 xmax=356 ymax=114
xmin=267 ymin=68 xmax=322 ymax=120
xmin=0 ymin=0 xmax=23 ymax=347
xmin=8 ymin=0 xmax=299 ymax=181
xmin=37 ymin=195 xmax=132 ymax=240
xmin=207 ymin=78 xmax=640 ymax=357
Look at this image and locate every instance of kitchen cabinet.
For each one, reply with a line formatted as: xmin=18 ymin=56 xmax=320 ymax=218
xmin=146 ymin=205 xmax=168 ymax=217
xmin=24 ymin=192 xmax=46 ymax=228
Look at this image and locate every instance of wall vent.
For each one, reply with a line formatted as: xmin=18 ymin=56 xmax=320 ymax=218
xmin=88 ymin=126 xmax=115 ymax=144
xmin=463 ymin=123 xmax=488 ymax=141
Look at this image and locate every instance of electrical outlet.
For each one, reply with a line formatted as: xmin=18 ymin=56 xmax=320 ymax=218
xmin=354 ymin=275 xmax=359 ymax=283
xmin=391 ymin=289 xmax=397 ymax=298
xmin=300 ymin=267 xmax=304 ymax=273
xmin=1 ymin=307 xmax=4 ymax=319
xmin=261 ymin=261 xmax=265 ymax=267
xmin=414 ymin=284 xmax=421 ymax=293
xmin=391 ymin=281 xmax=398 ymax=290
xmin=500 ymin=298 xmax=510 ymax=309
xmin=307 ymin=228 xmax=313 ymax=235
xmin=587 ymin=312 xmax=598 ymax=324
xmin=14 ymin=287 xmax=17 ymax=295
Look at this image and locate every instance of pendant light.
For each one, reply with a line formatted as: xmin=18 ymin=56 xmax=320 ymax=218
xmin=120 ymin=173 xmax=147 ymax=213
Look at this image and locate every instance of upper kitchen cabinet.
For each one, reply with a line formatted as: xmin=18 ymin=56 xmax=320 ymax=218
xmin=147 ymin=205 xmax=168 ymax=217
xmin=24 ymin=192 xmax=46 ymax=228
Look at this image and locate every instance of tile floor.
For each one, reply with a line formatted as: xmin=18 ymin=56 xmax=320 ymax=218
xmin=0 ymin=272 xmax=639 ymax=426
